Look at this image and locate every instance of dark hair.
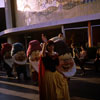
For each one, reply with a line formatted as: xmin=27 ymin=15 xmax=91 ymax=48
xmin=54 ymin=40 xmax=70 ymax=56
xmin=46 ymin=40 xmax=54 ymax=51
xmin=47 ymin=40 xmax=54 ymax=46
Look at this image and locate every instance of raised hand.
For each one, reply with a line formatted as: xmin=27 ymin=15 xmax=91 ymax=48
xmin=41 ymin=34 xmax=47 ymax=43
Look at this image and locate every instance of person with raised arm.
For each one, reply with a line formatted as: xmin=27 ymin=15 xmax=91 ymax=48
xmin=39 ymin=34 xmax=70 ymax=100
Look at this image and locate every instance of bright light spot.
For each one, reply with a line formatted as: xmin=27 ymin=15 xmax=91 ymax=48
xmin=16 ymin=0 xmax=25 ymax=11
xmin=16 ymin=0 xmax=57 ymax=12
xmin=0 ymin=0 xmax=5 ymax=8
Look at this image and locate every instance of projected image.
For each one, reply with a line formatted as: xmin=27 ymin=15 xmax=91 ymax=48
xmin=16 ymin=0 xmax=97 ymax=26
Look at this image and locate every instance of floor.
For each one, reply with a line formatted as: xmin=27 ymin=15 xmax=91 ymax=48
xmin=0 ymin=66 xmax=100 ymax=100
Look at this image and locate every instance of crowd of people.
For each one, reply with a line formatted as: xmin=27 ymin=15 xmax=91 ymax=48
xmin=70 ymin=42 xmax=100 ymax=75
xmin=70 ymin=43 xmax=87 ymax=75
xmin=0 ymin=33 xmax=100 ymax=100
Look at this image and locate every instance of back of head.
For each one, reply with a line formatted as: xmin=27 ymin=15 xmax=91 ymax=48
xmin=47 ymin=40 xmax=54 ymax=46
xmin=50 ymin=36 xmax=70 ymax=56
xmin=11 ymin=42 xmax=24 ymax=56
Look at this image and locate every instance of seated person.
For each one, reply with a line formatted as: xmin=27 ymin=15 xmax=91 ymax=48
xmin=79 ymin=46 xmax=87 ymax=60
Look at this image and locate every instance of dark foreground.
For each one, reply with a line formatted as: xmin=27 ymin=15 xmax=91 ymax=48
xmin=0 ymin=66 xmax=100 ymax=100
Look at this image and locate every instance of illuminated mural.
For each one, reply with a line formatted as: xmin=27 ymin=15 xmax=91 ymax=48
xmin=16 ymin=0 xmax=98 ymax=26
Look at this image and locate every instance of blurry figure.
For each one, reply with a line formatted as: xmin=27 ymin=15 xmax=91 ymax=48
xmin=50 ymin=35 xmax=76 ymax=78
xmin=11 ymin=43 xmax=28 ymax=80
xmin=70 ymin=43 xmax=80 ymax=65
xmin=85 ymin=42 xmax=88 ymax=48
xmin=94 ymin=47 xmax=100 ymax=72
xmin=1 ymin=43 xmax=13 ymax=77
xmin=39 ymin=34 xmax=72 ymax=100
xmin=27 ymin=40 xmax=42 ymax=85
xmin=40 ymin=42 xmax=43 ymax=48
xmin=0 ymin=50 xmax=3 ymax=71
xmin=49 ymin=33 xmax=64 ymax=42
xmin=78 ymin=45 xmax=87 ymax=75
xmin=58 ymin=33 xmax=65 ymax=40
